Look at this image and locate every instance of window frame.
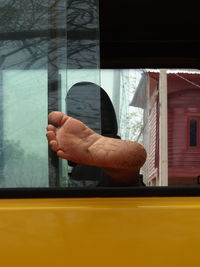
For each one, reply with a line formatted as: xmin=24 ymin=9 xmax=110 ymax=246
xmin=1 ymin=186 xmax=200 ymax=198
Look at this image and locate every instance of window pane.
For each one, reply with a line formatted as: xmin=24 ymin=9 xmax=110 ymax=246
xmin=2 ymin=2 xmax=200 ymax=189
xmin=0 ymin=0 xmax=57 ymax=187
xmin=2 ymin=70 xmax=48 ymax=187
xmin=0 ymin=0 xmax=100 ymax=188
xmin=190 ymin=119 xmax=197 ymax=147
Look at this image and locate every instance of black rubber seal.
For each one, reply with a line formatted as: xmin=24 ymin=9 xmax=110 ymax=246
xmin=0 ymin=186 xmax=200 ymax=199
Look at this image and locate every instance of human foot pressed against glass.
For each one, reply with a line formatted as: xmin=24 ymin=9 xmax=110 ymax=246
xmin=46 ymin=111 xmax=147 ymax=186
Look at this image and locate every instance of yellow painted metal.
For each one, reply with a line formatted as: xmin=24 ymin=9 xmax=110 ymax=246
xmin=0 ymin=197 xmax=200 ymax=267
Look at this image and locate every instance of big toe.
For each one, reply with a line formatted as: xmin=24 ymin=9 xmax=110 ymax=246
xmin=48 ymin=111 xmax=69 ymax=126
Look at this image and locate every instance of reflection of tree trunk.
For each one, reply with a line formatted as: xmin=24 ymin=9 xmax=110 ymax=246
xmin=0 ymin=70 xmax=4 ymax=182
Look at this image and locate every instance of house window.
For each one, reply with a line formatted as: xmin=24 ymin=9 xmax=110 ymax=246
xmin=189 ymin=119 xmax=198 ymax=147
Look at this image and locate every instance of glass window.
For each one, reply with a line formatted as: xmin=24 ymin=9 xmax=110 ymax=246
xmin=189 ymin=119 xmax=197 ymax=147
xmin=1 ymin=1 xmax=200 ymax=190
xmin=0 ymin=0 xmax=100 ymax=188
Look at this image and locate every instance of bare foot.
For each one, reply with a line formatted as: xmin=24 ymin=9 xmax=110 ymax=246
xmin=46 ymin=111 xmax=147 ymax=185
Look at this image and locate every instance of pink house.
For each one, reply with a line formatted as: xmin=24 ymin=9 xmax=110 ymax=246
xmin=132 ymin=70 xmax=200 ymax=186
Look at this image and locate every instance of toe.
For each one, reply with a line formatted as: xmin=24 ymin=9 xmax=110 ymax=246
xmin=46 ymin=131 xmax=56 ymax=142
xmin=57 ymin=150 xmax=69 ymax=160
xmin=49 ymin=140 xmax=59 ymax=152
xmin=46 ymin=124 xmax=57 ymax=132
xmin=48 ymin=111 xmax=69 ymax=126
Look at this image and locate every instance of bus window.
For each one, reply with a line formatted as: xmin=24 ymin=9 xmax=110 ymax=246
xmin=1 ymin=1 xmax=200 ymax=190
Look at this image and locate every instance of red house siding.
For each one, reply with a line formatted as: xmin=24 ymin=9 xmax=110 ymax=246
xmin=136 ymin=72 xmax=200 ymax=186
xmin=146 ymin=100 xmax=158 ymax=181
xmin=168 ymin=88 xmax=200 ymax=186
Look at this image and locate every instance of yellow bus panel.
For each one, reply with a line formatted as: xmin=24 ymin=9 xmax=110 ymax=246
xmin=0 ymin=197 xmax=199 ymax=267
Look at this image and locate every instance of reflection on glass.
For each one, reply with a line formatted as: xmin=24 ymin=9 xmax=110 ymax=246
xmin=0 ymin=0 xmax=68 ymax=187
xmin=0 ymin=0 xmax=100 ymax=188
xmin=66 ymin=0 xmax=100 ymax=69
xmin=2 ymin=70 xmax=48 ymax=187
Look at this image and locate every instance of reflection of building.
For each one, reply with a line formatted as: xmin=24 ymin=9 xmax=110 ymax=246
xmin=132 ymin=70 xmax=200 ymax=186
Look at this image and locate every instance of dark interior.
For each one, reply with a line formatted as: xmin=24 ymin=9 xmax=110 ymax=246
xmin=99 ymin=0 xmax=200 ymax=69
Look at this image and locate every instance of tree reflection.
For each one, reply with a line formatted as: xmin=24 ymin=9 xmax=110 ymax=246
xmin=3 ymin=140 xmax=47 ymax=187
xmin=0 ymin=0 xmax=99 ymax=186
xmin=0 ymin=0 xmax=99 ymax=69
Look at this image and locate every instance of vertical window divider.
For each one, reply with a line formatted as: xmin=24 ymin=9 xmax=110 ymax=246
xmin=0 ymin=71 xmax=4 ymax=182
xmin=47 ymin=1 xmax=61 ymax=187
